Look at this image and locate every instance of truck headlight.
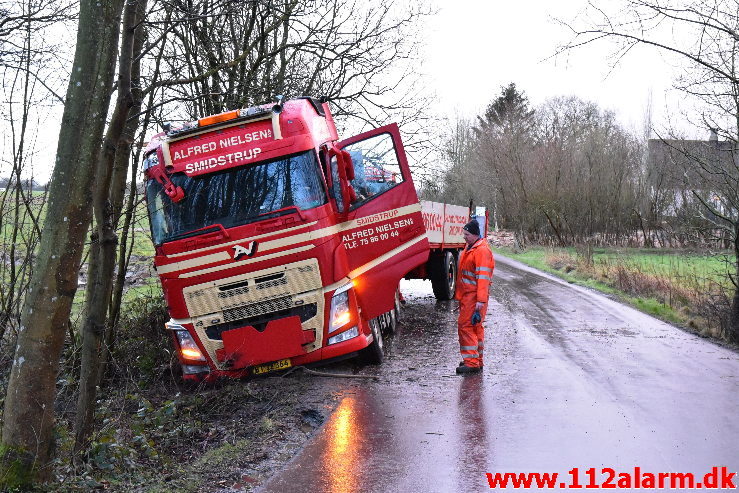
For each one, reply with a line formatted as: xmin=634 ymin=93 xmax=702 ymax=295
xmin=329 ymin=289 xmax=352 ymax=332
xmin=174 ymin=329 xmax=206 ymax=362
xmin=328 ymin=326 xmax=359 ymax=345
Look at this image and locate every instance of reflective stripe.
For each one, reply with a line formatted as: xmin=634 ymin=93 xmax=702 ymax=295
xmin=462 ymin=353 xmax=479 ymax=358
xmin=461 ymin=278 xmax=476 ymax=285
xmin=462 ymin=270 xmax=475 ymax=277
xmin=460 ymin=345 xmax=477 ymax=350
xmin=476 ymin=274 xmax=493 ymax=281
xmin=476 ymin=266 xmax=493 ymax=273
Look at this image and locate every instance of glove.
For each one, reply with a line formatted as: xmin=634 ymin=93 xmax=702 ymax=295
xmin=471 ymin=310 xmax=481 ymax=325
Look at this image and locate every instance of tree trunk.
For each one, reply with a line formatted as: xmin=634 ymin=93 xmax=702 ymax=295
xmin=73 ymin=0 xmax=139 ymax=457
xmin=108 ymin=0 xmax=163 ymax=358
xmin=635 ymin=208 xmax=653 ymax=248
xmin=730 ymin=224 xmax=739 ymax=343
xmin=0 ymin=0 xmax=125 ymax=487
xmin=542 ymin=209 xmax=567 ymax=247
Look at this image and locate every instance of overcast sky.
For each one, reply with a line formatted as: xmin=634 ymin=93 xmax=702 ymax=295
xmin=421 ymin=0 xmax=690 ymax=137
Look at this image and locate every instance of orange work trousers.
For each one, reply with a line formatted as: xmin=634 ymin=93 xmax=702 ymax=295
xmin=457 ymin=292 xmax=487 ymax=368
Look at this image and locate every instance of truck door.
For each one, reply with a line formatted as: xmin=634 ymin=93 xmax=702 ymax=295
xmin=335 ymin=123 xmax=429 ymax=320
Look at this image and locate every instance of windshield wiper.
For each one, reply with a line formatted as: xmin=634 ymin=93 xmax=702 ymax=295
xmin=168 ymin=223 xmax=230 ymax=242
xmin=257 ymin=206 xmax=306 ymax=222
xmin=167 ymin=208 xmax=305 ymax=243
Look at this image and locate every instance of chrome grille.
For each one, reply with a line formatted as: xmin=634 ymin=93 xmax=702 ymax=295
xmin=223 ymin=295 xmax=293 ymax=322
xmin=206 ymin=303 xmax=318 ymax=339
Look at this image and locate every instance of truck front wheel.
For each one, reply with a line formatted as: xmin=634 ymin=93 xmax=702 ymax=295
xmin=430 ymin=251 xmax=457 ymax=300
xmin=359 ymin=320 xmax=384 ymax=364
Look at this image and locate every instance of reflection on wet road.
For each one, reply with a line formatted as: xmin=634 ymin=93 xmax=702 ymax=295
xmin=258 ymin=255 xmax=739 ymax=492
xmin=321 ymin=396 xmax=359 ymax=493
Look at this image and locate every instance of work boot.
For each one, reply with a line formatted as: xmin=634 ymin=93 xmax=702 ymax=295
xmin=455 ymin=365 xmax=481 ymax=375
xmin=459 ymin=361 xmax=483 ymax=368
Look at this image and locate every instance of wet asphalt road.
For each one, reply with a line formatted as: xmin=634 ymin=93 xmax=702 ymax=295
xmin=257 ymin=254 xmax=739 ymax=492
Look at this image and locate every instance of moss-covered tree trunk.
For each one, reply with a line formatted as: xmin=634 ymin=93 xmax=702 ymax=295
xmin=0 ymin=0 xmax=125 ymax=487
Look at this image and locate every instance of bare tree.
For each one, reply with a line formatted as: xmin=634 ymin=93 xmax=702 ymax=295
xmin=560 ymin=0 xmax=739 ymax=341
xmin=432 ymin=85 xmax=645 ymax=248
xmin=73 ymin=0 xmax=145 ymax=456
xmin=141 ymin=0 xmax=432 ymax=130
xmin=0 ymin=0 xmax=73 ymax=341
xmin=421 ymin=117 xmax=478 ymax=203
xmin=0 ymin=0 xmax=125 ymax=486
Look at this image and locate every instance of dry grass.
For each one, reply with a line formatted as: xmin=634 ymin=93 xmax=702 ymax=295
xmin=545 ymin=252 xmax=578 ymax=273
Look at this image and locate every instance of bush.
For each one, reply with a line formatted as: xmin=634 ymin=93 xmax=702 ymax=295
xmin=108 ymin=291 xmax=170 ymax=386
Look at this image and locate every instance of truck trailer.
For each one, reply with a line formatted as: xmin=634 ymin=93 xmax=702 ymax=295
xmin=142 ymin=97 xmax=483 ymax=381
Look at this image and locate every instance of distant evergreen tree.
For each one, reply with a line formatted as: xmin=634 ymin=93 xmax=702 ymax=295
xmin=476 ymin=82 xmax=535 ymax=135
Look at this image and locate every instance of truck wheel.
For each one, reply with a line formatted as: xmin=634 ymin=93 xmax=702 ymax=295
xmin=360 ymin=321 xmax=384 ymax=364
xmin=430 ymin=251 xmax=457 ymax=300
xmin=387 ymin=308 xmax=397 ymax=334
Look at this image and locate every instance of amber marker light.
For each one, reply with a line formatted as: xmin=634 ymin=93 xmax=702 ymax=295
xmin=198 ymin=109 xmax=240 ymax=127
xmin=173 ymin=328 xmax=206 ymax=362
xmin=181 ymin=347 xmax=204 ymax=360
xmin=334 ymin=312 xmax=351 ymax=327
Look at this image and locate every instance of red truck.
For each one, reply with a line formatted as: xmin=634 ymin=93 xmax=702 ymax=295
xmin=143 ymin=97 xmax=483 ymax=381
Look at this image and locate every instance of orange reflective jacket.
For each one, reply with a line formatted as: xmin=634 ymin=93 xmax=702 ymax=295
xmin=454 ymin=238 xmax=494 ymax=303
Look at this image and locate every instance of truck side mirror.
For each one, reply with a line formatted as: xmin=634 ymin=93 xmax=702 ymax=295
xmin=337 ymin=153 xmax=358 ymax=214
xmin=146 ymin=150 xmax=185 ymax=203
xmin=329 ymin=147 xmax=357 ymax=215
xmin=341 ymin=150 xmax=355 ymax=180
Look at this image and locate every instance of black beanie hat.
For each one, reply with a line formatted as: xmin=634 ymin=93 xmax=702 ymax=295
xmin=463 ymin=219 xmax=480 ymax=237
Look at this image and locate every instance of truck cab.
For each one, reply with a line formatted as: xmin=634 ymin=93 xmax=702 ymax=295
xmin=143 ymin=97 xmax=430 ymax=381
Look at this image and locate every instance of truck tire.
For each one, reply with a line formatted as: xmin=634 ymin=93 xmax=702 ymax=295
xmin=430 ymin=251 xmax=457 ymax=300
xmin=387 ymin=308 xmax=397 ymax=334
xmin=360 ymin=320 xmax=384 ymax=364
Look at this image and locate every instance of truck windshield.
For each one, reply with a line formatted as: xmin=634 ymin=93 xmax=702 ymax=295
xmin=146 ymin=150 xmax=326 ymax=244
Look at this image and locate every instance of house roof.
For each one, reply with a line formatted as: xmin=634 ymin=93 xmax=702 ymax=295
xmin=647 ymin=138 xmax=737 ymax=189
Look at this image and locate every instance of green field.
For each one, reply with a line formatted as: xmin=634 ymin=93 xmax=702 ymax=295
xmin=498 ymin=246 xmax=729 ymax=281
xmin=493 ymin=245 xmax=736 ymax=337
xmin=596 ymin=248 xmax=729 ymax=283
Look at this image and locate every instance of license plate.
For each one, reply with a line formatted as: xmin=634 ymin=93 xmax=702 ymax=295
xmin=252 ymin=358 xmax=292 ymax=375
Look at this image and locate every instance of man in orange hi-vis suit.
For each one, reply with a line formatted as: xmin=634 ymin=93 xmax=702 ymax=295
xmin=455 ymin=219 xmax=494 ymax=375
